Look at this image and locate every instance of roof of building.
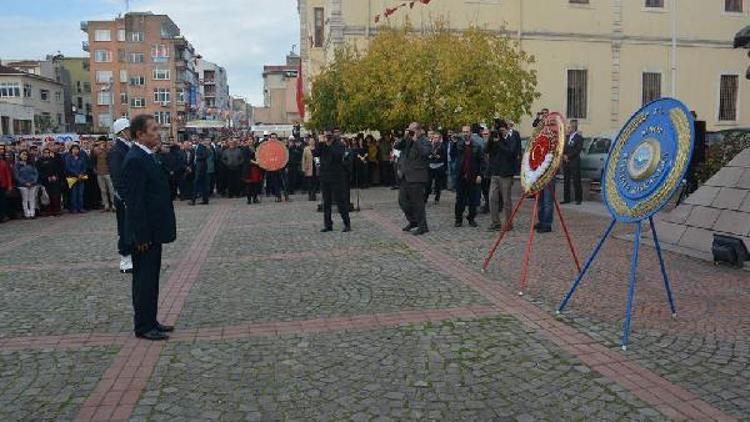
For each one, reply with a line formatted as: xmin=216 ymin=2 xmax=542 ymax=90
xmin=0 ymin=65 xmax=62 ymax=85
xmin=263 ymin=65 xmax=297 ymax=74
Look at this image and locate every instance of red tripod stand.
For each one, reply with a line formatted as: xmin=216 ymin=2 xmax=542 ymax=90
xmin=482 ymin=188 xmax=581 ymax=295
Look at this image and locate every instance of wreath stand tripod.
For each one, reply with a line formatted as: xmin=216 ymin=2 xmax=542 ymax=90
xmin=556 ymin=217 xmax=676 ymax=350
xmin=482 ymin=188 xmax=582 ymax=296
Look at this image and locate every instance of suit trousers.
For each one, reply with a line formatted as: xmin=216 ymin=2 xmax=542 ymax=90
xmin=489 ymin=176 xmax=514 ymax=226
xmin=398 ymin=181 xmax=427 ymax=230
xmin=114 ymin=197 xmax=130 ymax=256
xmin=426 ymin=167 xmax=446 ymax=202
xmin=193 ymin=172 xmax=209 ymax=203
xmin=563 ymin=161 xmax=582 ymax=203
xmin=132 ymin=244 xmax=162 ymax=335
xmin=455 ymin=178 xmax=479 ymax=222
xmin=321 ymin=181 xmax=350 ymax=229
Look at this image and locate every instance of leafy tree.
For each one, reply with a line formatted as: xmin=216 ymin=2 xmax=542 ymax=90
xmin=305 ymin=23 xmax=539 ymax=133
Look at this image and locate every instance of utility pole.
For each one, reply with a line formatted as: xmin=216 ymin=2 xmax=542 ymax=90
xmin=670 ymin=0 xmax=677 ymax=97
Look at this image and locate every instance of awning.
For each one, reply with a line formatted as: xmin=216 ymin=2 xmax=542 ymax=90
xmin=184 ymin=120 xmax=227 ymax=129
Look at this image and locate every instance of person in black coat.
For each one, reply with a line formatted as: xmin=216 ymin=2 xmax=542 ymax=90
xmin=108 ymin=118 xmax=133 ymax=273
xmin=121 ymin=114 xmax=177 ymax=341
xmin=179 ymin=141 xmax=195 ymax=201
xmin=36 ymin=148 xmax=65 ymax=216
xmin=425 ymin=131 xmax=447 ymax=203
xmin=314 ymin=130 xmax=351 ymax=232
xmin=485 ymin=122 xmax=519 ymax=230
xmin=563 ymin=119 xmax=584 ymax=204
xmin=451 ymin=125 xmax=484 ymax=227
xmin=191 ymin=140 xmax=210 ymax=205
xmin=394 ymin=122 xmax=431 ymax=235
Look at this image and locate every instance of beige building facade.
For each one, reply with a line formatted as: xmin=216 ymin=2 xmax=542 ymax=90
xmin=298 ymin=0 xmax=749 ymax=136
xmin=253 ymin=53 xmax=302 ymax=125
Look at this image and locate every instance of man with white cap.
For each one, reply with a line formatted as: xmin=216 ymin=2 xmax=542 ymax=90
xmin=108 ymin=117 xmax=133 ymax=273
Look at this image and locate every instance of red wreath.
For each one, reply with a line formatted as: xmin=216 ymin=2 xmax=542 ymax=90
xmin=375 ymin=0 xmax=433 ymax=23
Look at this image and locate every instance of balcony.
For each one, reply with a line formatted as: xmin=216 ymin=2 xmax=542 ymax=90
xmin=80 ymin=21 xmax=88 ymax=32
xmin=82 ymin=41 xmax=89 ymax=52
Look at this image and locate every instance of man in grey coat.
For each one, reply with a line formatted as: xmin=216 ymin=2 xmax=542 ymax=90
xmin=394 ymin=122 xmax=431 ymax=235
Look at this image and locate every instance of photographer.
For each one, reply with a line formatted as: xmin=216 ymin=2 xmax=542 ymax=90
xmin=450 ymin=125 xmax=484 ymax=228
xmin=533 ymin=108 xmax=549 ymax=128
xmin=314 ymin=129 xmax=351 ymax=232
xmin=485 ymin=120 xmax=518 ymax=231
xmin=394 ymin=122 xmax=431 ymax=235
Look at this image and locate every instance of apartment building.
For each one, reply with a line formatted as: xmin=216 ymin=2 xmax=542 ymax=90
xmin=0 ymin=65 xmax=66 ymax=135
xmin=298 ymin=0 xmax=749 ymax=136
xmin=253 ymin=53 xmax=302 ymax=125
xmin=197 ymin=59 xmax=231 ymax=123
xmin=82 ymin=12 xmax=202 ymax=140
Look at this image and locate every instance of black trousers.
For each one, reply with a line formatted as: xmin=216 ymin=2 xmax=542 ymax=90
xmin=455 ymin=178 xmax=478 ymax=222
xmin=246 ymin=182 xmax=262 ymax=201
xmin=226 ymin=167 xmax=242 ymax=197
xmin=114 ymin=197 xmax=130 ymax=256
xmin=563 ymin=161 xmax=582 ymax=203
xmin=193 ymin=172 xmax=209 ymax=203
xmin=132 ymin=244 xmax=162 ymax=335
xmin=426 ymin=167 xmax=446 ymax=201
xmin=399 ymin=181 xmax=427 ymax=230
xmin=321 ymin=181 xmax=350 ymax=228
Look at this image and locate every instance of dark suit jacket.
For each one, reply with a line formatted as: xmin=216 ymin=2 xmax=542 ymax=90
xmin=564 ymin=132 xmax=584 ymax=164
xmin=394 ymin=135 xmax=430 ymax=184
xmin=121 ymin=144 xmax=176 ymax=247
xmin=108 ymin=138 xmax=131 ymax=199
xmin=451 ymin=139 xmax=484 ymax=181
xmin=314 ymin=138 xmax=348 ymax=184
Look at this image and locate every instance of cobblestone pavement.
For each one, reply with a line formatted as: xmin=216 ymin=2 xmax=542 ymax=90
xmin=0 ymin=188 xmax=746 ymax=421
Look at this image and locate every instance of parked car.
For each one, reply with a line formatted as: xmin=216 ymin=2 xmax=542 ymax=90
xmin=580 ymin=130 xmax=617 ymax=181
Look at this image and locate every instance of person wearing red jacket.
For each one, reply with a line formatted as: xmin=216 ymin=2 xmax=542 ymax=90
xmin=0 ymin=148 xmax=13 ymax=222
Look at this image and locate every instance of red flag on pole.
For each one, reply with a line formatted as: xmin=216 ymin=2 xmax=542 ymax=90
xmin=296 ymin=62 xmax=305 ymax=119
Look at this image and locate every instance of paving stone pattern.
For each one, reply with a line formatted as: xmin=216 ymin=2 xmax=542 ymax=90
xmin=0 ymin=189 xmax=744 ymax=421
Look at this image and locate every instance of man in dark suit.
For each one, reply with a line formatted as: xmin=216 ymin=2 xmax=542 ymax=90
xmin=314 ymin=129 xmax=351 ymax=232
xmin=451 ymin=125 xmax=484 ymax=228
xmin=121 ymin=114 xmax=177 ymax=341
xmin=191 ymin=139 xmax=211 ymax=205
xmin=108 ymin=117 xmax=132 ymax=274
xmin=563 ymin=119 xmax=584 ymax=204
xmin=394 ymin=122 xmax=431 ymax=235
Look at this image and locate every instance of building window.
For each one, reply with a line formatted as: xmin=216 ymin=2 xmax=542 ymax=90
xmin=120 ymin=93 xmax=128 ymax=105
xmin=96 ymin=70 xmax=113 ymax=84
xmin=117 ymin=29 xmax=126 ymax=42
xmin=176 ymin=88 xmax=185 ymax=103
xmin=76 ymin=81 xmax=82 ymax=94
xmin=0 ymin=82 xmax=21 ymax=97
xmin=120 ymin=69 xmax=128 ymax=83
xmin=23 ymin=84 xmax=32 ymax=97
xmin=130 ymin=97 xmax=146 ymax=108
xmin=98 ymin=91 xmax=111 ymax=106
xmin=154 ymin=111 xmax=171 ymax=125
xmin=55 ymin=91 xmax=62 ymax=103
xmin=566 ymin=69 xmax=588 ymax=119
xmin=725 ymin=0 xmax=744 ymax=12
xmin=153 ymin=68 xmax=171 ymax=80
xmin=719 ymin=75 xmax=739 ymax=121
xmin=57 ymin=113 xmax=63 ymax=125
xmin=642 ymin=72 xmax=662 ymax=105
xmin=98 ymin=113 xmax=112 ymax=128
xmin=130 ymin=76 xmax=146 ymax=86
xmin=77 ymin=97 xmax=83 ymax=109
xmin=644 ymin=0 xmax=664 ymax=7
xmin=129 ymin=31 xmax=144 ymax=42
xmin=94 ymin=50 xmax=112 ymax=62
xmin=83 ymin=82 xmax=91 ymax=93
xmin=151 ymin=45 xmax=170 ymax=63
xmin=94 ymin=29 xmax=111 ymax=41
xmin=129 ymin=53 xmax=145 ymax=63
xmin=314 ymin=7 xmax=324 ymax=48
xmin=154 ymin=88 xmax=171 ymax=104
xmin=40 ymin=89 xmax=50 ymax=101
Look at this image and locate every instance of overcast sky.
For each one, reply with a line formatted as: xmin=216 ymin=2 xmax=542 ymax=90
xmin=0 ymin=0 xmax=299 ymax=106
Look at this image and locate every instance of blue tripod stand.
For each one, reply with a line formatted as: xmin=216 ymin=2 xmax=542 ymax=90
xmin=556 ymin=216 xmax=676 ymax=350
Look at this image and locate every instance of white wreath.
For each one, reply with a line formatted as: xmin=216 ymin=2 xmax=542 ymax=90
xmin=522 ymin=152 xmax=554 ymax=188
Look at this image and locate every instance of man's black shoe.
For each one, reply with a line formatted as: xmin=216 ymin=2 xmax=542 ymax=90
xmin=200 ymin=201 xmax=209 ymax=205
xmin=412 ymin=228 xmax=429 ymax=236
xmin=468 ymin=220 xmax=478 ymax=228
xmin=342 ymin=226 xmax=352 ymax=233
xmin=136 ymin=329 xmax=169 ymax=341
xmin=189 ymin=200 xmax=196 ymax=206
xmin=402 ymin=223 xmax=417 ymax=232
xmin=536 ymin=227 xmax=552 ymax=233
xmin=575 ymin=201 xmax=582 ymax=205
xmin=454 ymin=221 xmax=463 ymax=227
xmin=156 ymin=323 xmax=174 ymax=332
xmin=560 ymin=201 xmax=571 ymax=204
xmin=320 ymin=227 xmax=333 ymax=232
